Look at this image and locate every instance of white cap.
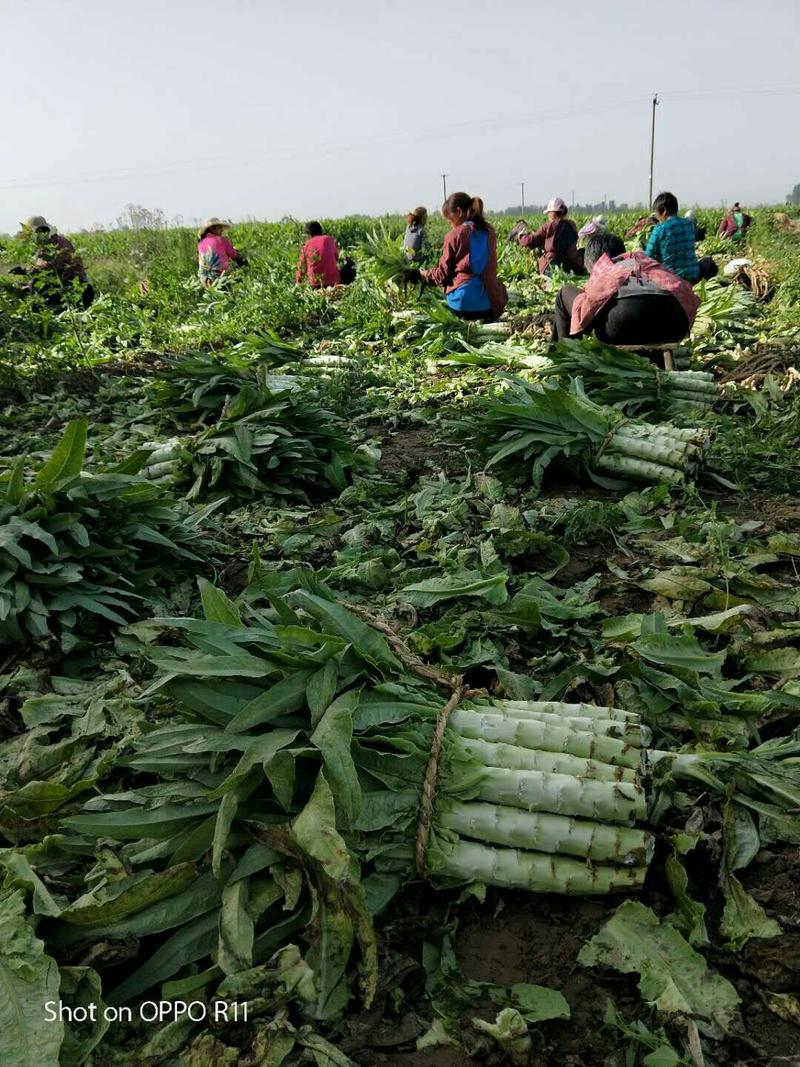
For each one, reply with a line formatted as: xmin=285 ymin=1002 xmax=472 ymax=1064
xmin=545 ymin=197 xmax=567 ymax=214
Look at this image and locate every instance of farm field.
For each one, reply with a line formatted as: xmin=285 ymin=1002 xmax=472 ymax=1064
xmin=1 ymin=207 xmax=800 ymax=1067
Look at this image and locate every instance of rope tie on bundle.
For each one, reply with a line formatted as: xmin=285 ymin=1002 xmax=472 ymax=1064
xmin=342 ymin=600 xmax=478 ymax=879
xmin=594 ymin=415 xmax=628 ymax=463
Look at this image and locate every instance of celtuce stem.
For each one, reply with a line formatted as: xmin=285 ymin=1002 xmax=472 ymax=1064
xmin=439 ymin=799 xmax=653 ymax=865
xmin=431 ymin=838 xmax=649 ymax=894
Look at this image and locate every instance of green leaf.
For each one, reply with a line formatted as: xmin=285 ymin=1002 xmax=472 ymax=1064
xmin=4 ymin=457 xmax=26 ymax=505
xmin=510 ymin=982 xmax=570 ymax=1022
xmin=630 ymin=632 xmax=726 ymax=675
xmin=58 ymin=966 xmax=109 ymax=1067
xmin=290 ymin=591 xmax=401 ymax=673
xmin=311 ymin=691 xmax=361 ymax=829
xmin=400 ymin=571 xmax=508 ymax=608
xmin=225 ymin=671 xmax=312 ymax=733
xmin=0 ymin=891 xmax=63 ymax=1067
xmin=578 ymin=900 xmax=741 ymax=1038
xmin=664 ymin=853 xmax=709 ymax=946
xmin=292 ymin=772 xmax=351 ymax=883
xmin=218 ymin=877 xmax=254 ymax=975
xmin=106 ymin=909 xmax=219 ymax=1005
xmin=212 ymin=792 xmax=239 ymax=878
xmin=307 ymin=657 xmax=340 ymax=723
xmin=58 ymin=864 xmax=197 ymax=927
xmin=720 ymin=800 xmax=781 ymax=949
xmin=198 ymin=578 xmax=242 ymax=626
xmin=34 ymin=419 xmax=87 ymax=492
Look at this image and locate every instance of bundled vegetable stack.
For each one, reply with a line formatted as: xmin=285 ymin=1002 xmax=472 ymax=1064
xmin=19 ymin=583 xmax=800 ymax=1015
xmin=137 ymin=382 xmax=363 ymax=501
xmin=472 ymin=377 xmax=712 ymax=488
xmin=392 ymin=301 xmax=511 ymax=360
xmin=356 ymin=693 xmax=653 ymax=894
xmin=361 ymin=222 xmax=412 ymax=286
xmin=543 ymin=338 xmax=720 ymax=414
xmin=0 ymin=419 xmax=213 ymax=648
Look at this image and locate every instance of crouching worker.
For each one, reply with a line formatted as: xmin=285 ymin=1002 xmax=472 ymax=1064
xmin=403 ymin=192 xmax=507 ymax=322
xmin=295 ymin=222 xmax=340 ymax=288
xmin=646 ymin=192 xmax=717 ymax=282
xmin=513 ymin=197 xmax=584 ymax=274
xmin=14 ymin=216 xmax=94 ymax=307
xmin=552 ymin=233 xmax=700 ymax=344
xmin=197 ymin=218 xmax=246 ymax=286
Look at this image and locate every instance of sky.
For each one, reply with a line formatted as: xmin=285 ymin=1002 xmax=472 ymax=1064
xmin=1 ymin=0 xmax=799 ymax=232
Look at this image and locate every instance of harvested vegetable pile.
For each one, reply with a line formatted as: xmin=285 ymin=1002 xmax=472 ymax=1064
xmin=2 ymin=207 xmax=800 ymax=1067
xmin=472 ymin=376 xmax=712 ymax=487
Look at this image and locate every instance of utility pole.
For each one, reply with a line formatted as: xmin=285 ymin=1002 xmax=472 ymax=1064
xmin=521 ymin=182 xmax=525 ymax=214
xmin=648 ymin=93 xmax=659 ymax=208
xmin=441 ymin=173 xmax=448 ymax=201
xmin=571 ymin=189 xmax=575 ymax=209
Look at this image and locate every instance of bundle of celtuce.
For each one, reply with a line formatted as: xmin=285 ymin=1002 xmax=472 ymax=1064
xmin=138 ymin=383 xmax=363 ymax=501
xmin=26 ymin=582 xmax=800 ymax=1020
xmin=361 ymin=222 xmax=412 ymax=286
xmin=55 ymin=585 xmax=653 ymax=1008
xmin=472 ymin=377 xmax=711 ymax=488
xmin=356 ymin=694 xmax=653 ymax=894
xmin=0 ymin=420 xmax=213 ymax=648
xmin=542 ymin=338 xmax=719 ymax=414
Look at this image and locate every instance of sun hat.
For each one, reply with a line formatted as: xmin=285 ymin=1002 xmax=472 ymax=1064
xmin=594 ymin=214 xmax=607 ymax=225
xmin=198 ymin=217 xmax=230 ymax=238
xmin=544 ymin=197 xmax=568 ymax=214
xmin=22 ymin=215 xmax=51 ymax=231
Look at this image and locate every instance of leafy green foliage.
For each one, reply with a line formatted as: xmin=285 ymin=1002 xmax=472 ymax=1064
xmin=0 ymin=419 xmax=214 ymax=648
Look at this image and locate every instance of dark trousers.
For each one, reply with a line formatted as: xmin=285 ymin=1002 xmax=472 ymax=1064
xmin=697 ymin=257 xmax=718 ymax=280
xmin=452 ymin=307 xmax=495 ymax=323
xmin=553 ymin=286 xmax=690 ymax=344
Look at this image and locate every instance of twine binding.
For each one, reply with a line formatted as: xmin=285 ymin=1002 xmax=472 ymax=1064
xmin=342 ymin=600 xmax=476 ymax=880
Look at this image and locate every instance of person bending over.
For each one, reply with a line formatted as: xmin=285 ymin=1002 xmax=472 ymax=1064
xmin=718 ymin=202 xmax=752 ymax=243
xmin=403 ymin=207 xmax=428 ymax=259
xmin=552 ymin=232 xmax=699 ymax=344
xmin=512 ymin=197 xmax=584 ymax=274
xmin=404 ymin=192 xmax=507 ymax=322
xmin=296 ymin=222 xmax=340 ymax=288
xmin=197 ymin=217 xmax=246 ymax=286
xmin=645 ymin=192 xmax=717 ymax=282
xmin=12 ymin=216 xmax=94 ymax=307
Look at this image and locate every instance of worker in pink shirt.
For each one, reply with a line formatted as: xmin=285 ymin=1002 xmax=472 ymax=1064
xmin=197 ymin=217 xmax=246 ymax=286
xmin=295 ymin=222 xmax=340 ymax=288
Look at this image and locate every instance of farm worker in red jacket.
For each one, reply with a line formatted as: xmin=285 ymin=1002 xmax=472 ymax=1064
xmin=197 ymin=218 xmax=246 ymax=286
xmin=552 ymin=232 xmax=699 ymax=344
xmin=404 ymin=192 xmax=507 ymax=322
xmin=295 ymin=222 xmax=340 ymax=287
xmin=512 ymin=197 xmax=584 ymax=274
xmin=718 ymin=203 xmax=752 ymax=243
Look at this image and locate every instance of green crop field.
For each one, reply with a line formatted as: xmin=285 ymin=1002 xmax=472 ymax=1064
xmin=1 ymin=206 xmax=800 ymax=1066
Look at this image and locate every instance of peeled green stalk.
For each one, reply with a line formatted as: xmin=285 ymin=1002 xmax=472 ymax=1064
xmin=459 ymin=737 xmax=638 ymax=784
xmin=439 ymin=799 xmax=653 ymax=865
xmin=431 ymin=838 xmax=648 ymax=894
xmin=450 ymin=709 xmax=643 ymax=767
xmin=595 ymin=454 xmax=685 ymax=484
xmin=479 ymin=699 xmax=639 ymax=724
xmin=474 ymin=765 xmax=646 ymax=823
xmin=613 ymin=424 xmax=705 ymax=443
xmin=606 ymin=437 xmax=692 ymax=470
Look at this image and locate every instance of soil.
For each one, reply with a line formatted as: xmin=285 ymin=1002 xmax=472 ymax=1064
xmin=378 ymin=426 xmax=444 ymax=475
xmin=340 ymin=840 xmax=800 ymax=1066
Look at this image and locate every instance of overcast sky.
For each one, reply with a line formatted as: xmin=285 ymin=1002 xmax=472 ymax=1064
xmin=1 ymin=0 xmax=799 ymax=232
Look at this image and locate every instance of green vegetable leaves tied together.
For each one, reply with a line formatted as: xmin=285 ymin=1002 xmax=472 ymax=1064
xmin=55 ymin=580 xmax=653 ymax=1012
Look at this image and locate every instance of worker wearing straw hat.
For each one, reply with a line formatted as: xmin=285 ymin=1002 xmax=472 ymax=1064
xmin=10 ymin=215 xmax=94 ymax=307
xmin=197 ymin=217 xmax=246 ymax=286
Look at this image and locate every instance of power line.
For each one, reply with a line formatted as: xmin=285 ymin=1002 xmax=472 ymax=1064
xmin=2 ymin=82 xmax=798 ymax=194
